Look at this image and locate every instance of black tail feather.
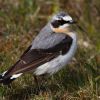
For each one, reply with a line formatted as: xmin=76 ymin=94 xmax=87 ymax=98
xmin=0 ymin=74 xmax=15 ymax=85
xmin=0 ymin=77 xmax=15 ymax=85
xmin=0 ymin=72 xmax=22 ymax=85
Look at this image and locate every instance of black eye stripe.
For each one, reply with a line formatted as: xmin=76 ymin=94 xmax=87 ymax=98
xmin=65 ymin=21 xmax=70 ymax=23
xmin=58 ymin=20 xmax=66 ymax=25
xmin=51 ymin=19 xmax=70 ymax=28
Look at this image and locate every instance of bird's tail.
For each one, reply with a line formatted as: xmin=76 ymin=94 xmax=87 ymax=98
xmin=0 ymin=71 xmax=22 ymax=85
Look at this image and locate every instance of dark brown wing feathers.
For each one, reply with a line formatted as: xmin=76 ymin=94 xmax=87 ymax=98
xmin=4 ymin=35 xmax=72 ymax=79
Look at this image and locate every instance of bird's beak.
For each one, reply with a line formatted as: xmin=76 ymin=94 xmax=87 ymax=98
xmin=69 ymin=20 xmax=77 ymax=24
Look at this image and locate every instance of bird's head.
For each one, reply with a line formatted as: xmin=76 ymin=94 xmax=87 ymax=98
xmin=50 ymin=12 xmax=76 ymax=33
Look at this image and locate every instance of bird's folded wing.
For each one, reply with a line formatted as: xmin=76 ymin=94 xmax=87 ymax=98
xmin=3 ymin=35 xmax=72 ymax=79
xmin=3 ymin=49 xmax=58 ymax=79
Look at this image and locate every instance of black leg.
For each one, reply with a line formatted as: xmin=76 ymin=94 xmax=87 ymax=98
xmin=34 ymin=75 xmax=41 ymax=93
xmin=33 ymin=75 xmax=49 ymax=93
xmin=7 ymin=84 xmax=12 ymax=88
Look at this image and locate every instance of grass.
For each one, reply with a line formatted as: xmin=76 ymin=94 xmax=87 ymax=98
xmin=0 ymin=0 xmax=100 ymax=100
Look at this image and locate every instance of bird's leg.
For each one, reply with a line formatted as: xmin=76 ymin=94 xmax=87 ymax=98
xmin=39 ymin=74 xmax=49 ymax=91
xmin=34 ymin=75 xmax=48 ymax=93
xmin=7 ymin=84 xmax=12 ymax=88
xmin=34 ymin=75 xmax=41 ymax=93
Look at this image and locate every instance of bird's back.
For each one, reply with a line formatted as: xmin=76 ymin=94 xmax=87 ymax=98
xmin=31 ymin=23 xmax=66 ymax=49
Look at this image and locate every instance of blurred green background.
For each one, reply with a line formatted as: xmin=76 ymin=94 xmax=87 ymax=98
xmin=0 ymin=0 xmax=100 ymax=100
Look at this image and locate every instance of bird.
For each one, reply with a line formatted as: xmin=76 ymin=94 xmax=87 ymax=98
xmin=0 ymin=12 xmax=77 ymax=85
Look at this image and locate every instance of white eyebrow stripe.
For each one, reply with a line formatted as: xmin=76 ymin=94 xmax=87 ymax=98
xmin=63 ymin=16 xmax=72 ymax=21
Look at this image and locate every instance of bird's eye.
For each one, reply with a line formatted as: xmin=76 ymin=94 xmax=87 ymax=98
xmin=51 ymin=19 xmax=67 ymax=28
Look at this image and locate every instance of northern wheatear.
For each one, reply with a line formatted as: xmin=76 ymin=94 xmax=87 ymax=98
xmin=0 ymin=12 xmax=77 ymax=85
